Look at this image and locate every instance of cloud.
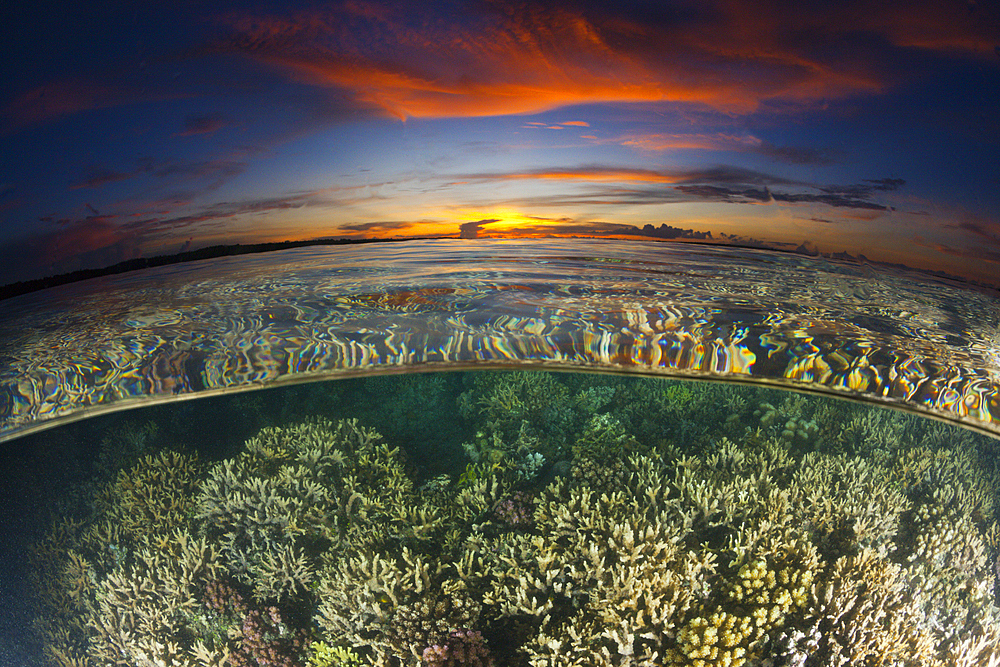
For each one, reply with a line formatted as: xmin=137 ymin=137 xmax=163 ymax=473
xmin=71 ymin=157 xmax=248 ymax=192
xmin=673 ymin=184 xmax=894 ymax=211
xmin=457 ymin=165 xmax=802 ymax=187
xmin=618 ymin=132 xmax=838 ymax=165
xmin=8 ymin=0 xmax=993 ymax=135
xmin=175 ymin=113 xmax=228 ymax=137
xmin=870 ymin=0 xmax=1000 ymax=57
xmin=451 ymin=164 xmax=902 ymax=212
xmin=911 ymin=236 xmax=1000 ymax=270
xmin=71 ymin=167 xmax=133 ymax=190
xmin=459 ymin=218 xmax=500 ymax=239
xmin=818 ymin=179 xmax=906 ymax=199
xmin=212 ymin=0 xmax=936 ymax=121
xmin=860 ymin=177 xmax=906 ymax=191
xmin=339 ymin=220 xmax=417 ymax=233
xmin=207 ymin=0 xmax=997 ymax=123
xmin=2 ymin=79 xmax=125 ymax=133
xmin=942 ymin=213 xmax=1000 ymax=253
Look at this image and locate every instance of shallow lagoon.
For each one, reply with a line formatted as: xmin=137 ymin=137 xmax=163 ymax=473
xmin=1 ymin=239 xmax=999 ymax=666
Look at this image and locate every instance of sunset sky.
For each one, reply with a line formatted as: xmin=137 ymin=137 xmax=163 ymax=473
xmin=2 ymin=0 xmax=998 ymax=285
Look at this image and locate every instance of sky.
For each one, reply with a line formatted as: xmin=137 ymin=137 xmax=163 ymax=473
xmin=1 ymin=0 xmax=998 ymax=286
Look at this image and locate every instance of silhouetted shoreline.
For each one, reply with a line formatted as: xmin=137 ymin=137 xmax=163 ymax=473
xmin=0 ymin=237 xmax=446 ymax=301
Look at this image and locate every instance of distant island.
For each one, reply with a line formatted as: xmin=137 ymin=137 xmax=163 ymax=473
xmin=0 ymin=237 xmax=448 ymax=301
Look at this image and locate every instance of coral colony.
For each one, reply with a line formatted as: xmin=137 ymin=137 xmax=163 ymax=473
xmin=29 ymin=372 xmax=1000 ymax=666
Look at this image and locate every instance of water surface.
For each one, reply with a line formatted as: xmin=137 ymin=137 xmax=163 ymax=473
xmin=2 ymin=239 xmax=998 ymax=441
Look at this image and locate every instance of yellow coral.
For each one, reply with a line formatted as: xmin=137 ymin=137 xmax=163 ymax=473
xmin=307 ymin=641 xmax=361 ymax=667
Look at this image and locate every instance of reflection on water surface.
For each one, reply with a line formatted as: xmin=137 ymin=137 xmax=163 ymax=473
xmin=1 ymin=240 xmax=998 ymax=442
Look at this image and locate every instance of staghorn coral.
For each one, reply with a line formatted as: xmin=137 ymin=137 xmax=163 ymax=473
xmin=790 ymin=451 xmax=908 ymax=557
xmin=88 ymin=529 xmax=225 ymax=666
xmin=27 ymin=375 xmax=1000 ymax=667
xmin=307 ymin=641 xmax=363 ymax=667
xmin=29 ymin=517 xmax=95 ymax=667
xmin=31 ymin=418 xmax=413 ymax=667
xmin=457 ymin=371 xmax=637 ymax=463
xmin=316 ymin=547 xmax=486 ymax=666
xmin=484 ymin=454 xmax=714 ymax=666
xmin=96 ymin=449 xmax=201 ymax=545
xmin=30 ymin=450 xmax=202 ymax=667
xmin=478 ymin=423 xmax=1000 ymax=667
xmin=571 ymin=412 xmax=640 ymax=462
xmin=195 ymin=417 xmax=420 ymax=600
xmin=796 ymin=548 xmax=936 ymax=666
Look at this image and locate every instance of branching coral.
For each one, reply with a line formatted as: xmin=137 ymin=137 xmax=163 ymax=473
xmin=479 ymin=426 xmax=999 ymax=667
xmin=27 ymin=376 xmax=1000 ymax=667
xmin=797 ymin=548 xmax=935 ymax=666
xmin=316 ymin=547 xmax=485 ymax=665
xmin=88 ymin=529 xmax=223 ymax=666
xmin=195 ymin=418 xmax=419 ymax=600
xmin=484 ymin=455 xmax=712 ymax=665
xmin=97 ymin=449 xmax=201 ymax=544
xmin=571 ymin=413 xmax=640 ymax=462
xmin=307 ymin=641 xmax=363 ymax=667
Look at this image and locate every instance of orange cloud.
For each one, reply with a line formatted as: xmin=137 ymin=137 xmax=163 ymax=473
xmin=459 ymin=167 xmax=692 ymax=184
xmin=218 ymin=1 xmax=981 ymax=120
xmin=455 ymin=165 xmax=799 ymax=187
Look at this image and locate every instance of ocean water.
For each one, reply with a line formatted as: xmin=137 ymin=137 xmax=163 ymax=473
xmin=1 ymin=238 xmax=999 ymax=666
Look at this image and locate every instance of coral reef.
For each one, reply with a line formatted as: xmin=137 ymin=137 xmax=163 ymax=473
xmin=307 ymin=641 xmax=363 ymax=667
xmin=98 ymin=449 xmax=202 ymax=544
xmin=195 ymin=418 xmax=415 ymax=601
xmin=27 ymin=373 xmax=1000 ymax=667
xmin=421 ymin=629 xmax=495 ymax=667
xmin=88 ymin=529 xmax=225 ymax=666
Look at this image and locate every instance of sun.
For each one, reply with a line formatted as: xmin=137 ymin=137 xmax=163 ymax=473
xmin=454 ymin=207 xmax=554 ymax=239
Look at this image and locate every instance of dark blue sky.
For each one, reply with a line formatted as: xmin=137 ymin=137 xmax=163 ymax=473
xmin=2 ymin=0 xmax=998 ymax=284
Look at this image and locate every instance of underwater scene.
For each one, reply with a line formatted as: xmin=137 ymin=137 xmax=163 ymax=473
xmin=4 ymin=370 xmax=1000 ymax=667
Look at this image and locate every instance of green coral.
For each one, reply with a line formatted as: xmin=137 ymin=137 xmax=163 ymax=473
xmin=571 ymin=412 xmax=640 ymax=462
xmin=307 ymin=641 xmax=362 ymax=667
